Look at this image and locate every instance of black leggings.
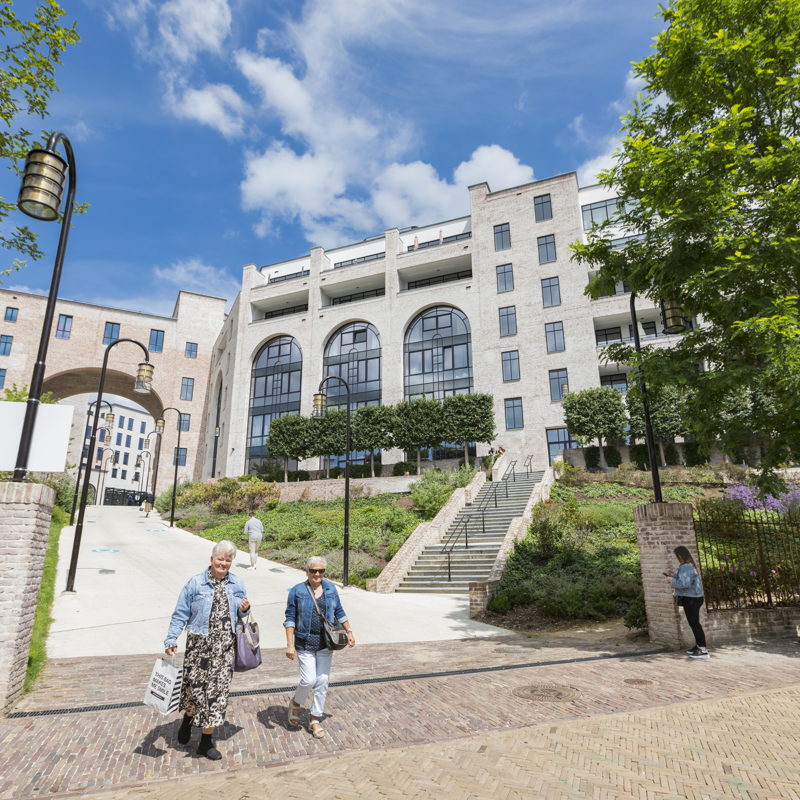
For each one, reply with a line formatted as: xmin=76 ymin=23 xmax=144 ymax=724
xmin=682 ymin=596 xmax=706 ymax=648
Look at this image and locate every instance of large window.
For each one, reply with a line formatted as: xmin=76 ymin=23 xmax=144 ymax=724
xmin=595 ymin=327 xmax=623 ymax=346
xmin=125 ymin=435 xmax=131 ymax=448
xmin=103 ymin=322 xmax=120 ymax=345
xmin=123 ymin=452 xmax=129 ymax=465
xmin=5 ymin=307 xmax=18 ymax=322
xmin=538 ymin=234 xmax=556 ymax=263
xmin=140 ymin=421 xmax=146 ymax=434
xmin=116 ymin=432 xmax=122 ymax=446
xmin=127 ymin=417 xmax=133 ymax=430
xmin=494 ymin=223 xmax=511 ymax=251
xmin=504 ymin=398 xmax=524 ymax=429
xmin=149 ymin=329 xmax=164 ymax=353
xmin=174 ymin=448 xmax=187 ymax=467
xmin=534 ymin=194 xmax=552 ymax=222
xmin=499 ymin=306 xmax=517 ymax=336
xmin=545 ymin=321 xmax=565 ymax=352
xmin=631 ymin=321 xmax=657 ymax=339
xmin=547 ymin=428 xmax=580 ymax=464
xmin=0 ymin=369 xmax=5 ymax=389
xmin=138 ymin=437 xmax=144 ymax=449
xmin=496 ymin=264 xmax=514 ymax=293
xmin=601 ymin=373 xmax=629 ymax=392
xmin=404 ymin=307 xmax=473 ymax=401
xmin=247 ymin=336 xmax=303 ymax=472
xmin=56 ymin=314 xmax=72 ymax=339
xmin=179 ymin=413 xmax=191 ymax=432
xmin=118 ymin=415 xmax=124 ymax=428
xmin=541 ymin=277 xmax=560 ymax=307
xmin=0 ymin=335 xmax=12 ymax=356
xmin=185 ymin=342 xmax=198 ymax=359
xmin=581 ymin=197 xmax=635 ymax=230
xmin=501 ymin=350 xmax=520 ymax=382
xmin=181 ymin=377 xmax=194 ymax=401
xmin=549 ymin=368 xmax=568 ymax=401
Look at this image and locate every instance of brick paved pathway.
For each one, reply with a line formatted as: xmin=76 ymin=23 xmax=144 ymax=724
xmin=2 ymin=636 xmax=799 ymax=799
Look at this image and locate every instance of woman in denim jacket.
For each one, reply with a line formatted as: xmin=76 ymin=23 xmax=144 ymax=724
xmin=164 ymin=540 xmax=249 ymax=759
xmin=670 ymin=546 xmax=709 ymax=659
xmin=284 ymin=556 xmax=354 ymax=739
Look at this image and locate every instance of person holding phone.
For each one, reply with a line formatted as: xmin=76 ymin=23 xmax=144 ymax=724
xmin=669 ymin=546 xmax=709 ymax=659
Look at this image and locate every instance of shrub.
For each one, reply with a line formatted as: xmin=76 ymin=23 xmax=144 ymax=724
xmin=452 ymin=463 xmax=477 ymax=488
xmin=663 ymin=442 xmax=681 ymax=466
xmin=392 ymin=461 xmax=417 ymax=476
xmin=604 ymin=446 xmax=622 ymax=469
xmin=582 ymin=503 xmax=634 ymax=531
xmin=212 ymin=481 xmax=279 ymax=514
xmin=410 ymin=468 xmax=456 ymax=519
xmin=155 ymin=479 xmax=199 ymax=513
xmin=487 ymin=593 xmax=511 ymax=615
xmin=682 ymin=440 xmax=707 ymax=467
xmin=553 ymin=461 xmax=586 ymax=487
xmin=628 ymin=443 xmax=650 ymax=470
xmin=624 ymin=593 xmax=648 ymax=631
xmin=583 ymin=446 xmax=600 ymax=470
xmin=41 ymin=473 xmax=77 ymax=513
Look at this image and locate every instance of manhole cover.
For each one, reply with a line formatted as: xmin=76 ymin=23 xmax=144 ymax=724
xmin=623 ymin=678 xmax=652 ymax=687
xmin=512 ymin=684 xmax=580 ymax=702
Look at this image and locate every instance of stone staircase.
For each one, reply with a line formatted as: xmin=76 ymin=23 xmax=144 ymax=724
xmin=396 ymin=470 xmax=545 ymax=593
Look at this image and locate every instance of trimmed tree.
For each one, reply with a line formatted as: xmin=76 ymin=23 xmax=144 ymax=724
xmin=352 ymin=404 xmax=394 ymax=477
xmin=264 ymin=414 xmax=311 ymax=483
xmin=393 ymin=398 xmax=443 ymax=475
xmin=441 ymin=393 xmax=496 ymax=465
xmin=625 ymin=383 xmax=689 ymax=466
xmin=308 ymin=409 xmax=347 ymax=478
xmin=562 ymin=387 xmax=627 ymax=467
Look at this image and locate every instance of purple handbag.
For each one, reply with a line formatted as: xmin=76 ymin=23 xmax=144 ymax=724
xmin=234 ymin=613 xmax=262 ymax=672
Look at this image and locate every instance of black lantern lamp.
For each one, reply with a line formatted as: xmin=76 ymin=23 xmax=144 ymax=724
xmin=144 ymin=437 xmax=150 ymax=449
xmin=17 ymin=148 xmax=68 ymax=221
xmin=214 ymin=426 xmax=220 ymax=437
xmin=155 ymin=417 xmax=165 ymax=435
xmin=105 ymin=412 xmax=116 ymax=428
xmin=312 ymin=393 xmax=327 ymax=418
xmin=660 ymin=299 xmax=688 ymax=335
xmin=134 ymin=362 xmax=154 ymax=394
xmin=560 ymin=383 xmax=569 ymax=398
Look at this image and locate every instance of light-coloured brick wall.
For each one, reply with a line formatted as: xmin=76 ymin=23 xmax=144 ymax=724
xmin=0 ymin=482 xmax=55 ymax=712
xmin=704 ymin=607 xmax=799 ymax=643
xmin=278 ymin=475 xmax=415 ymax=502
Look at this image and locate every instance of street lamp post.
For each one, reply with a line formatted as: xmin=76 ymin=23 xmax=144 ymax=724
xmin=312 ymin=376 xmax=352 ymax=587
xmin=65 ymin=339 xmax=153 ymax=593
xmin=70 ymin=400 xmax=113 ymax=524
xmin=137 ymin=451 xmax=151 ymax=495
xmin=12 ymin=132 xmax=77 ymax=481
xmin=149 ymin=418 xmax=165 ymax=502
xmin=96 ymin=448 xmax=114 ymax=507
xmin=629 ymin=292 xmax=687 ymax=504
xmin=158 ymin=408 xmax=185 ymax=528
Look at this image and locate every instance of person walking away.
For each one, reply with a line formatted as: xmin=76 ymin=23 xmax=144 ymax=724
xmin=164 ymin=540 xmax=250 ymax=759
xmin=244 ymin=511 xmax=263 ymax=570
xmin=144 ymin=491 xmax=154 ymax=517
xmin=284 ymin=556 xmax=354 ymax=739
xmin=669 ymin=545 xmax=709 ymax=659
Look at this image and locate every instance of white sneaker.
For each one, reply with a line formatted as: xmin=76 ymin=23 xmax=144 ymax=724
xmin=247 ymin=566 xmax=256 ymax=571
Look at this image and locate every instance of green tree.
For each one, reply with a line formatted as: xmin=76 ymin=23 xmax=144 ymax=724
xmin=625 ymin=383 xmax=689 ymax=465
xmin=308 ymin=409 xmax=347 ymax=479
xmin=0 ymin=1 xmax=82 ymax=280
xmin=562 ymin=387 xmax=627 ymax=467
xmin=351 ymin=404 xmax=394 ymax=477
xmin=265 ymin=414 xmax=311 ymax=483
xmin=441 ymin=393 xmax=496 ymax=465
xmin=2 ymin=383 xmax=56 ymax=403
xmin=393 ymin=398 xmax=443 ymax=475
xmin=571 ymin=0 xmax=800 ymax=491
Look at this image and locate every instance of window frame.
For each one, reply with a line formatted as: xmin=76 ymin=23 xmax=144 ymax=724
xmin=541 ymin=277 xmax=561 ymax=308
xmin=499 ymin=306 xmax=517 ymax=337
xmin=495 ymin=263 xmax=514 ymax=293
xmin=0 ymin=335 xmax=12 ymax=356
xmin=493 ymin=223 xmax=511 ymax=251
xmin=545 ymin=321 xmax=565 ymax=353
xmin=55 ymin=314 xmax=72 ymax=339
xmin=174 ymin=447 xmax=187 ymax=467
xmin=534 ymin=193 xmax=552 ymax=222
xmin=5 ymin=307 xmax=18 ymax=322
xmin=103 ymin=322 xmax=120 ymax=346
xmin=537 ymin=234 xmax=557 ymax=264
xmin=148 ymin=329 xmax=165 ymax=353
xmin=185 ymin=342 xmax=198 ymax=359
xmin=501 ymin=350 xmax=520 ymax=382
xmin=180 ymin=377 xmax=195 ymax=402
xmin=549 ymin=368 xmax=569 ymax=401
xmin=504 ymin=397 xmax=524 ymax=429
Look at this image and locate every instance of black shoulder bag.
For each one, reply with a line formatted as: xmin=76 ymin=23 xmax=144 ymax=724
xmin=306 ymin=583 xmax=349 ymax=650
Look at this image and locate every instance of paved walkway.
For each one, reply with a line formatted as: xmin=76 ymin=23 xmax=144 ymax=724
xmin=50 ymin=507 xmax=508 ymax=657
xmin=2 ymin=635 xmax=800 ymax=798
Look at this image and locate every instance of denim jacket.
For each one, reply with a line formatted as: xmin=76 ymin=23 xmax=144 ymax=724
xmin=284 ymin=579 xmax=347 ymax=640
xmin=165 ymin=569 xmax=247 ymax=648
xmin=671 ymin=563 xmax=704 ymax=598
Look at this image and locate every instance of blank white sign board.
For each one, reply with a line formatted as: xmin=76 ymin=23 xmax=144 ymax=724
xmin=0 ymin=402 xmax=74 ymax=472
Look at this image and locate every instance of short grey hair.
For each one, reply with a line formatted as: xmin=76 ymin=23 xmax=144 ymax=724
xmin=306 ymin=555 xmax=327 ymax=570
xmin=212 ymin=540 xmax=237 ymax=560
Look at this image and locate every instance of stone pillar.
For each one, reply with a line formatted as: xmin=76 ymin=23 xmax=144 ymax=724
xmin=633 ymin=502 xmax=708 ymax=650
xmin=0 ymin=482 xmax=55 ymax=712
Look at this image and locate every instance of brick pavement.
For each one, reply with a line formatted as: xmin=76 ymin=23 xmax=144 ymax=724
xmin=1 ymin=636 xmax=800 ymax=799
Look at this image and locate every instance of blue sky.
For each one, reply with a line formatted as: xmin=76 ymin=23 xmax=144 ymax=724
xmin=3 ymin=0 xmax=663 ymax=316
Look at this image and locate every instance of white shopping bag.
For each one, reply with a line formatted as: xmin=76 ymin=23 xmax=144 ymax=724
xmin=143 ymin=658 xmax=182 ymax=715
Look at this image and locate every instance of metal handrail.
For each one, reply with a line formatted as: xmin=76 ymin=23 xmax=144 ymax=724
xmin=502 ymin=459 xmax=517 ymax=482
xmin=522 ymin=455 xmax=533 ymax=477
xmin=440 ymin=514 xmax=471 ymax=581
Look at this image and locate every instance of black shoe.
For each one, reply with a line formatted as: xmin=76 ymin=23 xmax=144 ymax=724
xmin=686 ymin=645 xmax=700 ymax=655
xmin=198 ymin=733 xmax=222 ymax=761
xmin=177 ymin=713 xmax=193 ymax=745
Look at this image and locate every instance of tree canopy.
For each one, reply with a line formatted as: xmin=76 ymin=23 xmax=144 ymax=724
xmin=562 ymin=387 xmax=628 ymax=463
xmin=0 ymin=1 xmax=81 ymax=281
xmin=441 ymin=393 xmax=496 ymax=464
xmin=571 ymin=0 xmax=800 ymax=488
xmin=265 ymin=414 xmax=311 ymax=483
xmin=308 ymin=409 xmax=347 ymax=478
xmin=392 ymin=398 xmax=444 ymax=475
xmin=351 ymin=404 xmax=394 ymax=477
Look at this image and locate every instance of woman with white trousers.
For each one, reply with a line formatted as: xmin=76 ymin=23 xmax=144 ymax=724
xmin=284 ymin=556 xmax=354 ymax=738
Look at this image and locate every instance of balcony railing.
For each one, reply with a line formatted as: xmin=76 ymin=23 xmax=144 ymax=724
xmin=407 ymin=231 xmax=472 ymax=252
xmin=406 ymin=269 xmax=472 ymax=291
xmin=329 ymin=288 xmax=386 ymax=306
xmin=264 ymin=303 xmax=308 ymax=320
xmin=334 ymin=252 xmax=385 ymax=269
xmin=269 ymin=269 xmax=309 ymax=284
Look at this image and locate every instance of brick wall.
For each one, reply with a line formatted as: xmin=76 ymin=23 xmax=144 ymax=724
xmin=634 ymin=502 xmax=707 ymax=650
xmin=278 ymin=475 xmax=416 ymax=502
xmin=705 ymin=607 xmax=799 ymax=643
xmin=0 ymin=482 xmax=55 ymax=712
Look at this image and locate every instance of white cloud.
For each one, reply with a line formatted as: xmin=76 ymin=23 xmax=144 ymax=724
xmin=3 ymin=284 xmax=47 ymax=296
xmin=169 ymin=82 xmax=248 ymax=138
xmin=153 ymin=257 xmax=241 ymax=310
xmin=157 ymin=0 xmax=232 ymax=63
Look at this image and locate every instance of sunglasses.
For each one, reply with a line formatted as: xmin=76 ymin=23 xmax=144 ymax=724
xmin=308 ymin=568 xmax=325 ymax=574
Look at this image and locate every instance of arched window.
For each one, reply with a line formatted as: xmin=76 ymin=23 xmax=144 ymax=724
xmin=404 ymin=306 xmax=473 ymax=401
xmin=322 ymin=322 xmax=382 ymax=467
xmin=247 ymin=336 xmax=303 ymax=471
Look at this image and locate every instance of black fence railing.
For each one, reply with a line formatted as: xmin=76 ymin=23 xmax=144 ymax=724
xmin=334 ymin=252 xmax=385 ymax=269
xmin=407 ymin=270 xmax=472 ymax=291
xmin=694 ymin=508 xmax=800 ymax=611
xmin=441 ymin=514 xmax=470 ymax=582
xmin=407 ymin=231 xmax=472 ymax=251
xmin=264 ymin=303 xmax=308 ymax=320
xmin=329 ymin=287 xmax=386 ymax=306
xmin=269 ymin=269 xmax=310 ymax=284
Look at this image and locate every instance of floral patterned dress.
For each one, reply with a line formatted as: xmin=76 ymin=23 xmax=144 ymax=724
xmin=179 ymin=570 xmax=235 ymax=728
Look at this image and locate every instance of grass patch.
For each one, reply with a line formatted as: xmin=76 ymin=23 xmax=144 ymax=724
xmin=25 ymin=506 xmax=68 ymax=693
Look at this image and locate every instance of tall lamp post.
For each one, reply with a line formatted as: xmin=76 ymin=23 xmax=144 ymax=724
xmin=12 ymin=132 xmax=77 ymax=481
xmin=157 ymin=407 xmax=185 ymax=528
xmin=629 ymin=293 xmax=687 ymax=504
xmin=137 ymin=451 xmax=151 ymax=496
xmin=149 ymin=419 xmax=165 ymax=501
xmin=70 ymin=401 xmax=113 ymax=523
xmin=312 ymin=376 xmax=352 ymax=587
xmin=96 ymin=448 xmax=114 ymax=507
xmin=65 ymin=339 xmax=153 ymax=593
